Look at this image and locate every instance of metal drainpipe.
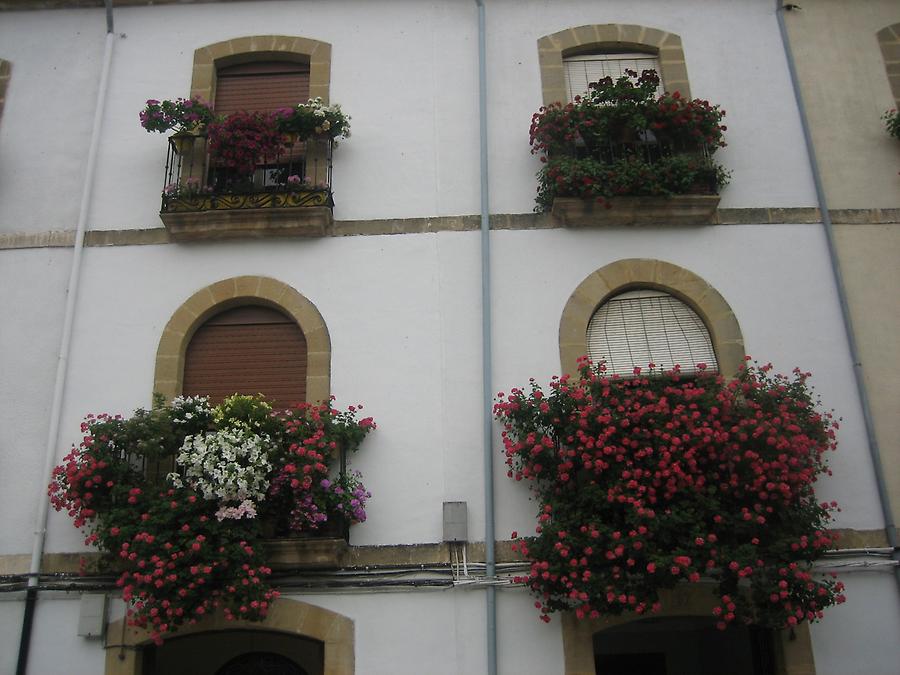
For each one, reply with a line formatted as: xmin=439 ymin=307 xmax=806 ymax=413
xmin=774 ymin=0 xmax=900 ymax=596
xmin=474 ymin=1 xmax=497 ymax=674
xmin=15 ymin=3 xmax=116 ymax=674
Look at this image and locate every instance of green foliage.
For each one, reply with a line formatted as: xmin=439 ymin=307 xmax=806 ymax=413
xmin=883 ymin=108 xmax=900 ymax=139
xmin=536 ymin=154 xmax=729 ymax=211
xmin=529 ymin=69 xmax=729 ymax=211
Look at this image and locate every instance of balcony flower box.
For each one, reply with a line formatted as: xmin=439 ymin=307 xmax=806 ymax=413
xmin=529 ymin=69 xmax=729 ymax=226
xmin=552 ymin=194 xmax=720 ymax=227
xmin=141 ymin=98 xmax=350 ymax=240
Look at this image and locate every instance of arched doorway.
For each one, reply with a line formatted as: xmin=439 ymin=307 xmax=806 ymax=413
xmin=216 ymin=652 xmax=309 ymax=675
xmin=561 ymin=585 xmax=816 ymax=675
xmin=593 ymin=616 xmax=775 ymax=675
xmin=104 ymin=598 xmax=353 ymax=675
xmin=141 ymin=630 xmax=322 ymax=675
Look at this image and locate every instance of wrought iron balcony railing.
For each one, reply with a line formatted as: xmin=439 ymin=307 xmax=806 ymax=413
xmin=160 ymin=133 xmax=335 ymax=214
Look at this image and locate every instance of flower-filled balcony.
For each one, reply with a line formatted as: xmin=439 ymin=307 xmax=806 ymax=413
xmin=495 ymin=360 xmax=846 ymax=629
xmin=49 ymin=394 xmax=375 ymax=643
xmin=531 ymin=70 xmax=729 ymax=227
xmin=141 ymin=98 xmax=350 ymax=240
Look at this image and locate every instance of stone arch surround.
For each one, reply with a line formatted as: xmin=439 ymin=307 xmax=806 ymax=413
xmin=559 ymin=259 xmax=744 ymax=377
xmin=561 ymin=584 xmax=816 ymax=675
xmin=104 ymin=597 xmax=354 ymax=675
xmin=537 ymin=24 xmax=691 ymax=106
xmin=153 ymin=276 xmax=331 ymax=404
xmin=190 ymin=35 xmax=332 ymax=104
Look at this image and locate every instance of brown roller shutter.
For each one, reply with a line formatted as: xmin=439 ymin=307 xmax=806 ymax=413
xmin=183 ymin=305 xmax=307 ymax=408
xmin=214 ymin=61 xmax=311 ymax=116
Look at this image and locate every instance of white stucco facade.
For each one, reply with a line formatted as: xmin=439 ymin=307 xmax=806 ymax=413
xmin=1 ymin=1 xmax=898 ymax=674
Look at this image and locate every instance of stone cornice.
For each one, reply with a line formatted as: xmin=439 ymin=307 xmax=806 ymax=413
xmin=2 ymin=208 xmax=899 ymax=250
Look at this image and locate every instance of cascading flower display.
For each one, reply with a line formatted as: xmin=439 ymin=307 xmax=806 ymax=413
xmin=49 ymin=394 xmax=375 ymax=644
xmin=494 ymin=358 xmax=845 ymax=630
xmin=529 ymin=69 xmax=729 ymax=211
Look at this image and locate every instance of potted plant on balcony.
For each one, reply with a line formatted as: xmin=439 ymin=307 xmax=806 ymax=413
xmin=140 ymin=97 xmax=217 ymax=154
xmin=275 ymin=97 xmax=352 ymax=143
xmin=147 ymin=96 xmax=351 ymax=236
xmin=49 ymin=394 xmax=375 ymax=644
xmin=530 ymin=69 xmax=729 ymax=225
xmin=495 ymin=359 xmax=846 ymax=630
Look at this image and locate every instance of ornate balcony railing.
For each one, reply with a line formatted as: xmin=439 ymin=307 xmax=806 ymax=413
xmin=157 ymin=132 xmax=336 ymax=239
xmin=160 ymin=132 xmax=334 ymax=214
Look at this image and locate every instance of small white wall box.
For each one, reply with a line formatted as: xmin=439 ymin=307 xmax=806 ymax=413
xmin=443 ymin=501 xmax=468 ymax=542
xmin=77 ymin=593 xmax=107 ymax=638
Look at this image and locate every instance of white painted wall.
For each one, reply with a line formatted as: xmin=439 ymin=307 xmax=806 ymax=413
xmin=0 ymin=247 xmax=72 ymax=556
xmin=809 ymin=570 xmax=900 ymax=675
xmin=0 ymin=595 xmax=25 ymax=675
xmin=0 ymin=225 xmax=876 ymax=555
xmin=0 ymin=8 xmax=107 ymax=233
xmin=0 ymin=594 xmax=106 ymax=675
xmin=0 ymin=0 xmax=816 ymax=235
xmin=4 ymin=574 xmax=898 ymax=675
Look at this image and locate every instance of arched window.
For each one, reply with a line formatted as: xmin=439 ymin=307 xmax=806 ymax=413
xmin=154 ymin=276 xmax=331 ymax=406
xmin=559 ymin=260 xmax=744 ymax=378
xmin=189 ymin=36 xmax=333 ymax=191
xmin=537 ymin=25 xmax=691 ymax=106
xmin=586 ymin=289 xmax=718 ymax=376
xmin=191 ymin=36 xmax=331 ymax=107
xmin=183 ymin=305 xmax=307 ymax=407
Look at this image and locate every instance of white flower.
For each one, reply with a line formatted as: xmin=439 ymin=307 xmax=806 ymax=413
xmin=169 ymin=428 xmax=274 ymax=510
xmin=215 ymin=499 xmax=258 ymax=521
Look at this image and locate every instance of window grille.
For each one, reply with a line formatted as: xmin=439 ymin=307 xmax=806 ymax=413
xmin=586 ymin=289 xmax=718 ymax=376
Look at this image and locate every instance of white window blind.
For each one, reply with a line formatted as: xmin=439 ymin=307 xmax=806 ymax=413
xmin=563 ymin=53 xmax=664 ymax=101
xmin=586 ymin=289 xmax=718 ymax=376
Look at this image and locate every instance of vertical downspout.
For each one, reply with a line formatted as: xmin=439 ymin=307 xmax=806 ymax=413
xmin=474 ymin=1 xmax=498 ymax=674
xmin=15 ymin=4 xmax=116 ymax=674
xmin=774 ymin=1 xmax=900 ymax=595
